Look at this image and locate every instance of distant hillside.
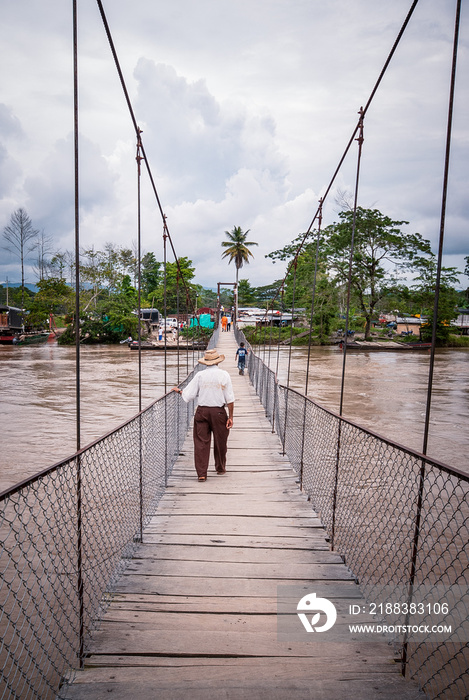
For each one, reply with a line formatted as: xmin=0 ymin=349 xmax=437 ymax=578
xmin=0 ymin=282 xmax=38 ymax=293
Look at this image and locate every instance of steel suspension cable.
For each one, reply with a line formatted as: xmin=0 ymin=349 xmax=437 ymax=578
xmin=281 ymin=261 xmax=298 ymax=454
xmin=402 ymin=0 xmax=462 ymax=675
xmin=163 ymin=219 xmax=168 ymax=395
xmin=304 ymin=198 xmax=323 ymax=397
xmin=72 ymin=0 xmax=84 ymax=669
xmin=267 ymin=308 xmax=275 ymax=370
xmin=331 ymin=108 xmax=365 ymax=552
xmin=261 ymin=0 xmax=420 ymax=323
xmin=95 ymin=0 xmax=198 ymax=322
xmin=136 ymin=130 xmax=144 ymax=543
xmin=339 ymin=108 xmax=365 ymax=417
xmin=285 ymin=262 xmax=298 ymax=392
xmin=176 ymin=271 xmax=180 ymax=386
xmin=271 ymin=290 xmax=285 ymax=434
xmin=422 ymin=0 xmax=461 ymax=457
xmin=136 ymin=130 xmax=143 ymax=412
xmin=299 ymin=199 xmax=323 ymax=490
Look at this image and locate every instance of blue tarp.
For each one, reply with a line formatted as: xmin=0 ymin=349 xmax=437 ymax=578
xmin=190 ymin=313 xmax=214 ymax=329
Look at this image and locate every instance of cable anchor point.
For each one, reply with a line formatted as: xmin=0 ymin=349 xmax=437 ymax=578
xmin=356 ymin=107 xmax=365 ymax=147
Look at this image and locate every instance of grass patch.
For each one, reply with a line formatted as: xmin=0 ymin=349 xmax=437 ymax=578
xmin=242 ymin=326 xmax=325 ymax=346
xmin=446 ymin=334 xmax=469 ymax=348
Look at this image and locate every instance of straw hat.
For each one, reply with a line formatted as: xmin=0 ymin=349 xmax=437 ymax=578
xmin=199 ymin=348 xmax=225 ymax=365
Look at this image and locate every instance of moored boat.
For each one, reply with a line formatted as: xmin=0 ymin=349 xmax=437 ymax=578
xmin=0 ymin=305 xmax=23 ymax=344
xmin=129 ymin=340 xmax=207 ymax=351
xmin=338 ymin=339 xmax=432 ymax=351
xmin=15 ymin=332 xmax=54 ymax=345
xmin=0 ymin=305 xmax=56 ymax=345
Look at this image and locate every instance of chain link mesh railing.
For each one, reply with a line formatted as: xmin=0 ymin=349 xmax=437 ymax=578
xmin=235 ymin=326 xmax=469 ymax=700
xmin=0 ymin=329 xmax=219 ymax=700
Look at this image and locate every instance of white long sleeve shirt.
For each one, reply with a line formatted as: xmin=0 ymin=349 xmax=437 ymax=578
xmin=181 ymin=365 xmax=235 ymax=407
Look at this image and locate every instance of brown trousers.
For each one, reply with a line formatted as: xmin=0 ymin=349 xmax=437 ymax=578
xmin=193 ymin=405 xmax=229 ymax=478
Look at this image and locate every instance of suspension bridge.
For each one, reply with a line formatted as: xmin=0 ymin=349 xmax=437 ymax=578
xmin=61 ymin=330 xmax=426 ymax=700
xmin=1 ymin=0 xmax=468 ymax=698
xmin=1 ymin=322 xmax=467 ymax=699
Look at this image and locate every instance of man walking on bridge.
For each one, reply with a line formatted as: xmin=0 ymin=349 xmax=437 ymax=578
xmin=173 ymin=349 xmax=234 ymax=482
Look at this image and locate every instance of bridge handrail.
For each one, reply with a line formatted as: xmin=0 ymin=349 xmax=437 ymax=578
xmin=0 ymin=328 xmax=219 ymax=700
xmin=236 ymin=326 xmax=468 ymax=700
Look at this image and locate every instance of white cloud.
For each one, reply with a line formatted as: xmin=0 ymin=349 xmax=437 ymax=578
xmin=0 ymin=0 xmax=467 ymax=288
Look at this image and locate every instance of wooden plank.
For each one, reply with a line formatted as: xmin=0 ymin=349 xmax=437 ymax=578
xmin=65 ymin=676 xmax=424 ymax=700
xmin=65 ymin=331 xmax=424 ymax=700
xmin=86 ymin=628 xmax=391 ymax=658
xmin=156 ymin=499 xmax=314 ymax=516
xmin=146 ymin=515 xmax=324 ymax=534
xmin=96 ymin=607 xmax=375 ymax=629
xmin=158 ymin=492 xmax=311 ymax=505
xmin=106 ymin=595 xmax=289 ymax=614
xmin=113 ymin=577 xmax=360 ymax=598
xmin=126 ymin=544 xmax=343 ymax=564
xmin=123 ymin=559 xmax=353 ymax=580
xmin=74 ymin=656 xmax=405 ymax=674
xmin=154 ymin=505 xmax=319 ymax=517
xmin=142 ymin=533 xmax=331 ymax=549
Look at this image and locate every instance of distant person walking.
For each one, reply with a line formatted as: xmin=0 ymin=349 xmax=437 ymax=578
xmin=173 ymin=349 xmax=234 ymax=481
xmin=221 ymin=315 xmax=228 ymax=332
xmin=226 ymin=314 xmax=231 ymax=331
xmin=235 ymin=342 xmax=248 ymax=375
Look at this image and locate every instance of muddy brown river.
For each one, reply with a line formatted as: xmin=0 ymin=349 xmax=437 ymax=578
xmin=0 ymin=343 xmax=468 ymax=492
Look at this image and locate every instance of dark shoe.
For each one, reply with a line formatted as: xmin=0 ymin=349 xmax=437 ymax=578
xmin=216 ymin=470 xmax=226 ymax=475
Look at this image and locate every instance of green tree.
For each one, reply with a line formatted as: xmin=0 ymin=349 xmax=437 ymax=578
xmin=221 ymin=226 xmax=258 ymax=318
xmin=33 ymin=229 xmax=54 ymax=281
xmin=411 ymin=255 xmax=459 ymax=344
xmin=221 ymin=226 xmax=258 ymax=284
xmin=2 ymin=208 xmax=39 ymax=313
xmin=50 ymin=250 xmax=75 ymax=286
xmin=462 ymin=256 xmax=469 ymax=306
xmin=119 ymin=248 xmax=137 ymax=284
xmin=80 ymin=246 xmax=104 ymax=306
xmin=0 ymin=283 xmax=35 ymax=308
xmin=237 ymin=279 xmax=257 ymax=306
xmin=102 ymin=275 xmax=139 ymax=338
xmin=27 ymin=277 xmax=74 ymax=326
xmin=272 ymin=239 xmax=338 ymax=341
xmin=153 ymin=257 xmax=196 ymax=314
xmin=252 ymin=280 xmax=284 ymax=310
xmin=323 ymin=208 xmax=432 ymax=339
xmin=194 ymin=285 xmax=218 ymax=309
xmin=59 ymin=274 xmax=139 ymax=344
xmin=141 ymin=252 xmax=161 ymax=299
xmin=101 ymin=242 xmax=122 ymax=294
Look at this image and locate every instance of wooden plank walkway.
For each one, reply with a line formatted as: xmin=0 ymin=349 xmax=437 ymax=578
xmin=64 ymin=331 xmax=425 ymax=700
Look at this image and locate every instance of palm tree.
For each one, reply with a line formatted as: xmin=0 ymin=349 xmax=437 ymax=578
xmin=221 ymin=226 xmax=258 ymax=322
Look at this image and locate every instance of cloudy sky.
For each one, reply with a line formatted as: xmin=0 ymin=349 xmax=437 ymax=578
xmin=0 ymin=0 xmax=467 ymax=291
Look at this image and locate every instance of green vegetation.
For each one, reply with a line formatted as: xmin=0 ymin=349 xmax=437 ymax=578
xmin=2 ymin=206 xmax=467 ymax=347
xmin=267 ymin=207 xmax=467 ymax=347
xmin=243 ymin=325 xmax=321 ymax=346
xmin=2 ymin=208 xmax=39 ymax=317
xmin=179 ymin=326 xmax=213 ymax=344
xmin=221 ymin=226 xmax=258 ymax=318
xmin=447 ymin=334 xmax=469 ymax=348
xmin=221 ymin=226 xmax=258 ymax=284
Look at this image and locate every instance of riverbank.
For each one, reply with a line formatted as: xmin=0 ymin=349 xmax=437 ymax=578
xmin=243 ymin=326 xmax=469 ymax=348
xmin=1 ymin=343 xmax=467 ymax=493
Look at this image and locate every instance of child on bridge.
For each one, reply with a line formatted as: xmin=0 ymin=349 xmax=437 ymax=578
xmin=235 ymin=342 xmax=248 ymax=375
